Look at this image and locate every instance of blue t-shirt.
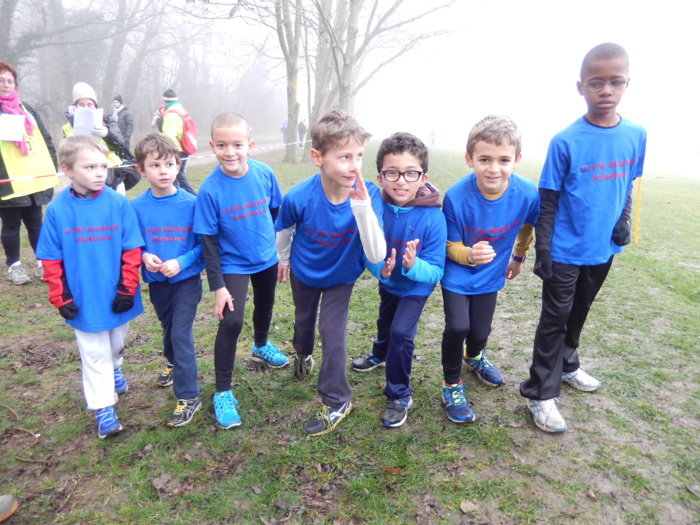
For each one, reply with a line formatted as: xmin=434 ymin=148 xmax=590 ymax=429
xmin=131 ymin=187 xmax=204 ymax=284
xmin=365 ymin=201 xmax=447 ymax=297
xmin=193 ymin=159 xmax=282 ymax=274
xmin=539 ymin=116 xmax=646 ymax=265
xmin=274 ymin=173 xmax=384 ymax=287
xmin=441 ymin=173 xmax=539 ymax=295
xmin=36 ymin=187 xmax=144 ymax=332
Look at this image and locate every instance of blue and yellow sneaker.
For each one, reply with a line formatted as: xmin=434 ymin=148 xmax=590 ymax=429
xmin=113 ymin=367 xmax=128 ymax=394
xmin=251 ymin=342 xmax=289 ymax=368
xmin=442 ymin=381 xmax=475 ymax=423
xmin=463 ymin=350 xmax=504 ymax=387
xmin=213 ymin=390 xmax=241 ymax=429
xmin=96 ymin=406 xmax=122 ymax=439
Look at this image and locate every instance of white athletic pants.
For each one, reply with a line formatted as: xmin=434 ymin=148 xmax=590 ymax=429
xmin=74 ymin=323 xmax=129 ymax=410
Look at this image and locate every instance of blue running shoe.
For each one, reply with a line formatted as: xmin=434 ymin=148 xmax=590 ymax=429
xmin=213 ymin=390 xmax=241 ymax=429
xmin=351 ymin=352 xmax=386 ymax=372
xmin=251 ymin=342 xmax=289 ymax=368
xmin=96 ymin=406 xmax=123 ymax=439
xmin=442 ymin=382 xmax=475 ymax=423
xmin=463 ymin=350 xmax=504 ymax=387
xmin=113 ymin=367 xmax=128 ymax=394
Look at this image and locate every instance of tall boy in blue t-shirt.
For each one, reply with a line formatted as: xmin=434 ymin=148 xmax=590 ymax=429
xmin=441 ymin=115 xmax=539 ymax=424
xmin=132 ymin=134 xmax=205 ymax=428
xmin=37 ymin=135 xmax=144 ymax=439
xmin=194 ymin=112 xmax=287 ymax=430
xmin=520 ymin=43 xmax=646 ymax=433
xmin=275 ymin=110 xmax=386 ymax=436
xmin=350 ymin=132 xmax=447 ymax=429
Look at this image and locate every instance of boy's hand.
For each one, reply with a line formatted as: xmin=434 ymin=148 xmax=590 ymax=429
xmin=381 ymin=249 xmax=396 ymax=278
xmin=349 ymin=172 xmax=369 ymax=201
xmin=402 ymin=239 xmax=419 ymax=270
xmin=533 ymin=248 xmax=552 ymax=281
xmin=58 ymin=302 xmax=78 ymax=320
xmin=505 ymin=259 xmax=522 ymax=280
xmin=278 ymin=264 xmax=290 ymax=284
xmin=467 ymin=241 xmax=496 ymax=265
xmin=159 ymin=259 xmax=181 ymax=278
xmin=142 ymin=253 xmax=162 ymax=273
xmin=612 ymin=218 xmax=631 ymax=246
xmin=112 ymin=292 xmax=134 ymax=313
xmin=214 ymin=287 xmax=234 ymax=321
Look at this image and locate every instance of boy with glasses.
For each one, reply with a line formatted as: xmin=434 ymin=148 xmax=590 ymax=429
xmin=440 ymin=115 xmax=539 ymax=424
xmin=520 ymin=43 xmax=646 ymax=433
xmin=351 ymin=132 xmax=447 ymax=428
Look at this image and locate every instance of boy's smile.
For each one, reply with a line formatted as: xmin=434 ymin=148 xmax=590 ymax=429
xmin=210 ymin=123 xmax=253 ymax=178
xmin=66 ymin=149 xmax=108 ymax=194
xmin=377 ymin=152 xmax=427 ymax=207
xmin=466 ymin=140 xmax=521 ymax=196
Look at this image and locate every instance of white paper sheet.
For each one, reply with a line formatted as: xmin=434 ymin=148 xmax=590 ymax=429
xmin=0 ymin=114 xmax=27 ymax=141
xmin=73 ymin=107 xmax=103 ymax=136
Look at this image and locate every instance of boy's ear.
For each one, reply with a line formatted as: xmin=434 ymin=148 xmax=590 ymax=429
xmin=310 ymin=148 xmax=322 ymax=168
xmin=135 ymin=164 xmax=144 ymax=176
xmin=465 ymin=152 xmax=474 ymax=168
xmin=61 ymin=165 xmax=73 ymax=178
xmin=514 ymin=153 xmax=522 ymax=166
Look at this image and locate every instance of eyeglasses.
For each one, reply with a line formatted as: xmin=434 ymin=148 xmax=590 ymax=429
xmin=0 ymin=78 xmax=16 ymax=86
xmin=580 ymin=79 xmax=628 ymax=92
xmin=380 ymin=170 xmax=424 ymax=182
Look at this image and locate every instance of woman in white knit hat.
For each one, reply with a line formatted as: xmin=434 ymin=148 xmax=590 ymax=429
xmin=62 ymin=82 xmax=139 ymax=194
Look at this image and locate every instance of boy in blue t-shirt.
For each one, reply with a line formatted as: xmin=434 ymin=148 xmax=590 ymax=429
xmin=131 ymin=134 xmax=205 ymax=428
xmin=441 ymin=115 xmax=539 ymax=424
xmin=193 ymin=112 xmax=287 ymax=430
xmin=275 ymin=109 xmax=386 ymax=436
xmin=350 ymin=132 xmax=447 ymax=428
xmin=520 ymin=43 xmax=646 ymax=433
xmin=37 ymin=135 xmax=144 ymax=439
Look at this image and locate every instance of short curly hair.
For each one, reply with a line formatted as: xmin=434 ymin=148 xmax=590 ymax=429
xmin=375 ymin=132 xmax=428 ymax=174
xmin=466 ymin=115 xmax=522 ymax=158
xmin=311 ymin=109 xmax=371 ymax=155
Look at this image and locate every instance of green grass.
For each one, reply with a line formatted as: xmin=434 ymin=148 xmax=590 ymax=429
xmin=1 ymin=145 xmax=699 ymax=524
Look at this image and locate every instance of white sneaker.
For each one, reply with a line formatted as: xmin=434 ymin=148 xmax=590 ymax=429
xmin=527 ymin=398 xmax=566 ymax=433
xmin=7 ymin=262 xmax=31 ymax=285
xmin=562 ymin=368 xmax=601 ymax=392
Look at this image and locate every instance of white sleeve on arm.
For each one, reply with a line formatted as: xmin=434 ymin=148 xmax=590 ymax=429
xmin=350 ymin=198 xmax=386 ymax=264
xmin=276 ymin=224 xmax=295 ymax=265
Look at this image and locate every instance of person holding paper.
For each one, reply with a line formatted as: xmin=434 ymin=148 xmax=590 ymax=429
xmin=62 ymin=82 xmax=138 ymax=195
xmin=0 ymin=61 xmax=58 ymax=285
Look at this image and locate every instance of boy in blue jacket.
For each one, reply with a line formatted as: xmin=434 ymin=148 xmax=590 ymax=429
xmin=132 ymin=134 xmax=205 ymax=427
xmin=351 ymin=132 xmax=447 ymax=428
xmin=275 ymin=110 xmax=386 ymax=436
xmin=441 ymin=115 xmax=539 ymax=424
xmin=37 ymin=135 xmax=144 ymax=439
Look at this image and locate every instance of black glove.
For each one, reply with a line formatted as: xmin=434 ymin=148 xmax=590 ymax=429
xmin=112 ymin=293 xmax=134 ymax=313
xmin=533 ymin=248 xmax=553 ymax=281
xmin=612 ymin=219 xmax=631 ymax=246
xmin=58 ymin=302 xmax=78 ymax=320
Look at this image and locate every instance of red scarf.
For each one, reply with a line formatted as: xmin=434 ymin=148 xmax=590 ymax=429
xmin=0 ymin=89 xmax=34 ymax=156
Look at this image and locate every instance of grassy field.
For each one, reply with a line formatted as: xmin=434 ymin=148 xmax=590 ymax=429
xmin=1 ymin=144 xmax=698 ymax=524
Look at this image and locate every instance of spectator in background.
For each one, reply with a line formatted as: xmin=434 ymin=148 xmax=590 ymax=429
xmin=112 ymin=95 xmax=134 ymax=149
xmin=161 ymin=88 xmax=196 ymax=196
xmin=297 ymin=120 xmax=307 ymax=149
xmin=0 ymin=60 xmax=58 ymax=285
